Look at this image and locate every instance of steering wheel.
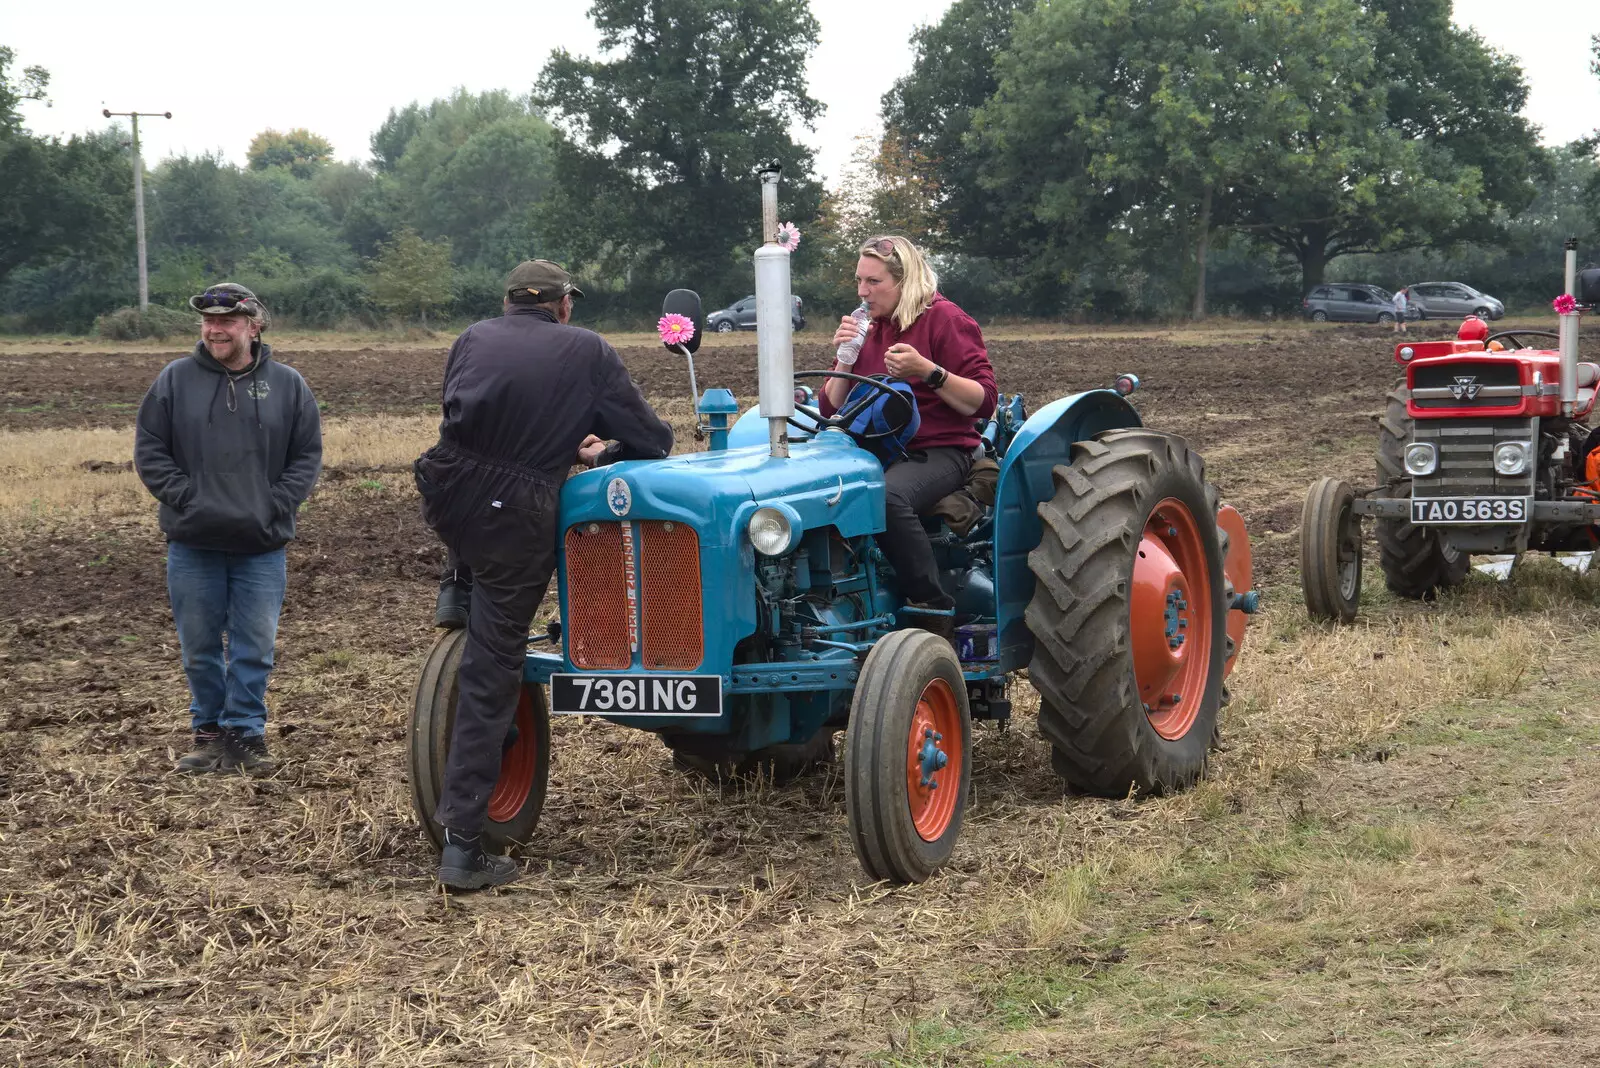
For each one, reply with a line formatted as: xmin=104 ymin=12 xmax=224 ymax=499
xmin=789 ymin=370 xmax=915 ymax=446
xmin=1484 ymin=330 xmax=1559 ymax=351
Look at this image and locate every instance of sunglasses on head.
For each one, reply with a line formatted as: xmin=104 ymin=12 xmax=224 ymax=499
xmin=863 ymin=238 xmax=899 ymax=259
xmin=195 ymin=290 xmax=250 ymax=310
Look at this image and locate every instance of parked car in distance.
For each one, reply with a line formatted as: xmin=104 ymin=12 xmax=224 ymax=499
xmin=705 ymin=294 xmax=806 ymax=333
xmin=1403 ymin=281 xmax=1504 ymax=321
xmin=1302 ymin=283 xmax=1417 ymax=323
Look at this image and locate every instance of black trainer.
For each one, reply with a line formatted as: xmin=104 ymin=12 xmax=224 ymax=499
xmin=435 ymin=572 xmax=471 ymax=629
xmin=437 ymin=828 xmax=519 ymax=891
xmin=176 ymin=724 xmax=227 ymax=774
xmin=218 ymin=728 xmax=275 ymax=774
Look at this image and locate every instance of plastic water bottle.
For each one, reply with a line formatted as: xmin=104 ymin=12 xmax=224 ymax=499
xmin=835 ymin=302 xmax=871 ymax=366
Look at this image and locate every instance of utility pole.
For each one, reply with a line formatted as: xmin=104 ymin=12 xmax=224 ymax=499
xmin=103 ymin=107 xmax=171 ymax=311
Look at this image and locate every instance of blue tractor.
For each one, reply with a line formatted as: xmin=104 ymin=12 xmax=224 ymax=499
xmin=410 ymin=168 xmax=1258 ymax=884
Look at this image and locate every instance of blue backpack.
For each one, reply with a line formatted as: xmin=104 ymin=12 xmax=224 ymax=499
xmin=842 ymin=377 xmax=921 ymax=465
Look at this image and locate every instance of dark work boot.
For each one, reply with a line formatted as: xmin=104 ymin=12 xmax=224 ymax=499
xmin=435 ymin=571 xmax=471 ymax=629
xmin=437 ymin=828 xmax=519 ymax=891
xmin=905 ymin=600 xmax=959 ymax=655
xmin=176 ymin=724 xmax=227 ymax=774
xmin=218 ymin=728 xmax=275 ymax=774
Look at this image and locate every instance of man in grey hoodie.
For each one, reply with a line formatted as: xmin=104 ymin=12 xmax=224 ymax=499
xmin=134 ymin=283 xmax=323 ymax=774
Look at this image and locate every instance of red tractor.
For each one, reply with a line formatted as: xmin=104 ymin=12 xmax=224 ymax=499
xmin=1302 ymin=240 xmax=1600 ymax=622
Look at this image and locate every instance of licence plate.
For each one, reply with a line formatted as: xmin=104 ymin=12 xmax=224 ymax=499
xmin=1410 ymin=496 xmax=1529 ymax=524
xmin=550 ymin=673 xmax=722 ymax=717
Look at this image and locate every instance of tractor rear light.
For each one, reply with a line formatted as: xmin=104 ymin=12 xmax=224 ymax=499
xmin=1493 ymin=441 xmax=1531 ymax=476
xmin=1113 ymin=373 xmax=1140 ymax=396
xmin=1403 ymin=442 xmax=1437 ymax=476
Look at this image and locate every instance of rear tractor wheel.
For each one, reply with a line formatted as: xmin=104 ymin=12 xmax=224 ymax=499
xmin=1376 ymin=389 xmax=1470 ymax=599
xmin=409 ymin=628 xmax=551 ymax=854
xmin=1301 ymin=477 xmax=1363 ymax=623
xmin=1025 ymin=428 xmax=1228 ymax=797
xmin=845 ymin=629 xmax=972 ymax=884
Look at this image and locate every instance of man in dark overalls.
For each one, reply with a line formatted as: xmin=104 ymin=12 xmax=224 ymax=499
xmin=414 ymin=260 xmax=673 ymax=889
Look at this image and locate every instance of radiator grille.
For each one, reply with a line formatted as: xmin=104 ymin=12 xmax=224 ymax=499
xmin=564 ymin=520 xmax=704 ymax=671
xmin=1411 ymin=361 xmax=1521 ymax=409
xmin=1410 ymin=418 xmax=1537 ymax=498
xmin=565 ymin=523 xmax=631 ymax=669
xmin=640 ymin=521 xmax=704 ymax=670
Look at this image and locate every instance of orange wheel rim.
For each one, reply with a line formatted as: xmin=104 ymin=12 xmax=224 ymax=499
xmin=1129 ymin=497 xmax=1214 ymax=741
xmin=905 ymin=677 xmax=963 ymax=841
xmin=487 ymin=686 xmax=537 ymax=823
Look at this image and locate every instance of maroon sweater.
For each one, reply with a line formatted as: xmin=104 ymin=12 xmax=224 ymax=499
xmin=820 ymin=295 xmax=998 ymax=451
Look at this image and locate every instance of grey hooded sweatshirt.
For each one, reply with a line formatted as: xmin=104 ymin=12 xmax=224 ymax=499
xmin=134 ymin=341 xmax=322 ymax=553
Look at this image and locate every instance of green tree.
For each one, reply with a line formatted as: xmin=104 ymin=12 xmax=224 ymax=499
xmin=366 ymin=91 xmax=557 ymax=267
xmin=880 ymin=0 xmax=1034 ymax=254
xmin=534 ymin=0 xmax=826 ymax=300
xmin=246 ymin=128 xmax=334 ymax=179
xmin=0 ymin=45 xmax=48 ymax=132
xmin=370 ymin=228 xmax=453 ymax=325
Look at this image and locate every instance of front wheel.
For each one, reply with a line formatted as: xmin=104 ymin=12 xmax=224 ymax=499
xmin=845 ymin=630 xmax=971 ymax=884
xmin=1025 ymin=429 xmax=1227 ymax=796
xmin=1301 ymin=477 xmax=1363 ymax=623
xmin=1378 ymin=312 xmax=1395 ymax=324
xmin=1473 ymin=306 xmax=1491 ymax=319
xmin=409 ymin=628 xmax=551 ymax=854
xmin=1376 ymin=390 xmax=1471 ymax=599
xmin=715 ymin=320 xmax=735 ymax=333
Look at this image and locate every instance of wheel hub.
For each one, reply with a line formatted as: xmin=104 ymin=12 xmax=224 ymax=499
xmin=918 ymin=727 xmax=949 ymax=788
xmin=1132 ymin=529 xmax=1190 ymax=703
xmin=1130 ymin=501 xmax=1214 ymax=742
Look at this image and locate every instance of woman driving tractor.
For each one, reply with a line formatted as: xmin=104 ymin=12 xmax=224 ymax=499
xmin=820 ymin=235 xmax=997 ymax=637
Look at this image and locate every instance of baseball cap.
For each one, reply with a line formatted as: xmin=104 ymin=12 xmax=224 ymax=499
xmin=505 ymin=259 xmax=585 ymax=301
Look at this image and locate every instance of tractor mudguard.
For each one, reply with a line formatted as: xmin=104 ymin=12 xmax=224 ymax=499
xmin=991 ymin=389 xmax=1143 ymax=671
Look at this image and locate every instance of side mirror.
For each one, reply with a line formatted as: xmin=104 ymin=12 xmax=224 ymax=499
xmin=662 ymin=289 xmax=704 ymax=354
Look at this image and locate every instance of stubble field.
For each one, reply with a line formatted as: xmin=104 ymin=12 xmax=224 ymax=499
xmin=2 ymin=321 xmax=1600 ymax=1067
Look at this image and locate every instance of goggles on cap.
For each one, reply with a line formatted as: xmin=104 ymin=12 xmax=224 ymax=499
xmin=194 ymin=288 xmax=255 ymax=311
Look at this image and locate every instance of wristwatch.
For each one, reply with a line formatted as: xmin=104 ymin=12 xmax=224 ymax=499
xmin=926 ymin=366 xmax=949 ymax=390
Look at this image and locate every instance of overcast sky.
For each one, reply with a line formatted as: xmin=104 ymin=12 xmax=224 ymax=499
xmin=6 ymin=0 xmax=1598 ymax=191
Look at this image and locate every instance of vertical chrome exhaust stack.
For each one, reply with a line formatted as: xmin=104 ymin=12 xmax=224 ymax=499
xmin=1562 ymin=237 xmax=1580 ymax=418
xmin=754 ymin=164 xmax=795 ymax=458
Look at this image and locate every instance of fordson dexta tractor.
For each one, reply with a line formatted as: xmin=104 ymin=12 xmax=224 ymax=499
xmin=1302 ymin=240 xmax=1600 ymax=623
xmin=410 ymin=166 xmax=1258 ymax=884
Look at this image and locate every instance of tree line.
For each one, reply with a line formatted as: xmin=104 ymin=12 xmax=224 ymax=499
xmin=2 ymin=0 xmax=1598 ymax=334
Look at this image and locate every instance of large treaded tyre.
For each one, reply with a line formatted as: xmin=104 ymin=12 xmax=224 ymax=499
xmin=1376 ymin=389 xmax=1469 ymax=598
xmin=845 ymin=629 xmax=972 ymax=884
xmin=1025 ymin=428 xmax=1227 ymax=797
xmin=409 ymin=628 xmax=551 ymax=854
xmin=1301 ymin=477 xmax=1363 ymax=623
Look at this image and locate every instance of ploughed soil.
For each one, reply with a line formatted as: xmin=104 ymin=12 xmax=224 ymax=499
xmin=2 ymin=321 xmax=1597 ymax=1065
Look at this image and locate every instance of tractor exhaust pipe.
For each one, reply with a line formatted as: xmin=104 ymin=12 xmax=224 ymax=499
xmin=755 ymin=164 xmax=794 ymax=459
xmin=1562 ymin=236 xmax=1579 ymax=418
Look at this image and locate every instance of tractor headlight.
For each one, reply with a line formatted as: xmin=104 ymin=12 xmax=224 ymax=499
xmin=1403 ymin=442 xmax=1437 ymax=476
xmin=748 ymin=506 xmax=796 ymax=556
xmin=1493 ymin=441 xmax=1531 ymax=476
xmin=1398 ymin=346 xmax=1415 ymax=361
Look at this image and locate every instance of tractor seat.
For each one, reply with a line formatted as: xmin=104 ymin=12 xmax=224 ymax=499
xmin=927 ymin=455 xmax=1000 ymax=537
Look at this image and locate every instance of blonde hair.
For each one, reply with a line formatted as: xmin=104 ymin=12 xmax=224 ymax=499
xmin=861 ymin=236 xmax=938 ymax=331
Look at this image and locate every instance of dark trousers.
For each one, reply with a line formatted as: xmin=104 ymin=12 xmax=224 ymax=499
xmin=878 ymin=446 xmax=972 ymax=606
xmin=415 ymin=450 xmax=559 ymax=834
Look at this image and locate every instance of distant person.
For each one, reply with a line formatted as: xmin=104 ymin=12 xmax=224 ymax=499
xmin=133 ymin=283 xmax=323 ymax=775
xmin=1392 ymin=287 xmax=1410 ymax=333
xmin=414 ymin=259 xmax=673 ymax=891
xmin=820 ymin=236 xmax=997 ymax=645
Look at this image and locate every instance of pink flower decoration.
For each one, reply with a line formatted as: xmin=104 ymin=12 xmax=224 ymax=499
xmin=1554 ymin=294 xmax=1578 ymax=315
xmin=657 ymin=313 xmax=696 ymax=345
xmin=776 ymin=222 xmax=801 ymax=253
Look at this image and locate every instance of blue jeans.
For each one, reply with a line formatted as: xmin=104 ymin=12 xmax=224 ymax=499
xmin=165 ymin=542 xmax=287 ymax=737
